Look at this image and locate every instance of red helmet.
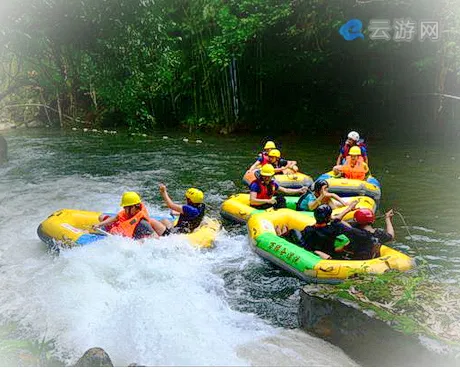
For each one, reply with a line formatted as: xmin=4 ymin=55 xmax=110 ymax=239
xmin=354 ymin=208 xmax=375 ymax=225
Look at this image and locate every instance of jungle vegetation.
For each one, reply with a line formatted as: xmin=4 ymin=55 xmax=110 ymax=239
xmin=0 ymin=0 xmax=459 ymax=138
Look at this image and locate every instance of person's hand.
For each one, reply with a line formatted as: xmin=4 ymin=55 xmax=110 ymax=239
xmin=385 ymin=209 xmax=394 ymax=219
xmin=268 ymin=197 xmax=277 ymax=205
xmin=299 ymin=186 xmax=308 ymax=194
xmin=349 ymin=200 xmax=359 ymax=209
xmin=159 ymin=183 xmax=166 ymax=193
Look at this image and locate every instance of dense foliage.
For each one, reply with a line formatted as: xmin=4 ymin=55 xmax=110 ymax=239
xmin=0 ymin=0 xmax=459 ymax=137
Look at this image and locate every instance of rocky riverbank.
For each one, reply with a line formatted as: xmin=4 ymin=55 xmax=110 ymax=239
xmin=0 ymin=119 xmax=46 ymax=131
xmin=298 ymin=270 xmax=460 ymax=366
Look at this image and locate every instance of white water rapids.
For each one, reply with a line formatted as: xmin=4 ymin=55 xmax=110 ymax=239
xmin=0 ymin=132 xmax=356 ymax=366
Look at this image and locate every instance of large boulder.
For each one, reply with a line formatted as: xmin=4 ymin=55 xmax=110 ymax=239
xmin=299 ymin=283 xmax=460 ymax=366
xmin=0 ymin=134 xmax=7 ymax=163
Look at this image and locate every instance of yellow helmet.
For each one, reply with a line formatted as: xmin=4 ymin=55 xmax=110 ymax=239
xmin=185 ymin=188 xmax=204 ymax=204
xmin=260 ymin=164 xmax=275 ymax=176
xmin=349 ymin=146 xmax=362 ymax=156
xmin=268 ymin=149 xmax=281 ymax=158
xmin=264 ymin=141 xmax=276 ymax=150
xmin=120 ymin=191 xmax=142 ymax=207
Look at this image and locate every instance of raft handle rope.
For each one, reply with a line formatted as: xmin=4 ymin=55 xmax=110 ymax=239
xmin=393 ymin=210 xmax=439 ymax=281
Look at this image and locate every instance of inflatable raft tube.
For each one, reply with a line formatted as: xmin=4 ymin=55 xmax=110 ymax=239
xmin=37 ymin=208 xmax=220 ymax=251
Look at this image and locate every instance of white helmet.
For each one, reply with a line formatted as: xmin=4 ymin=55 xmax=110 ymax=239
xmin=347 ymin=131 xmax=360 ymax=141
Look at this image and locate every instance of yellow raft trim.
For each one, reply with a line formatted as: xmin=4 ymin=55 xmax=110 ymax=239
xmin=247 ymin=209 xmax=414 ymax=281
xmin=321 ymin=171 xmax=381 ymax=199
xmin=38 ymin=209 xmax=220 ymax=248
xmin=221 ymin=193 xmax=376 ymax=223
xmin=243 ymin=169 xmax=313 ymax=187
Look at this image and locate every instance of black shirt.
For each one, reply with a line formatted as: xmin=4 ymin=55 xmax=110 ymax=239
xmin=273 ymin=158 xmax=288 ymax=169
xmin=300 ymin=220 xmax=350 ymax=258
xmin=344 ymin=226 xmax=393 ymax=259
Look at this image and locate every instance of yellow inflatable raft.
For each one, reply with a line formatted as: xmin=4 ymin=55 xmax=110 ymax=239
xmin=243 ymin=169 xmax=313 ymax=189
xmin=247 ymin=209 xmax=414 ymax=283
xmin=37 ymin=209 xmax=221 ymax=250
xmin=221 ymin=193 xmax=376 ymax=224
xmin=317 ymin=171 xmax=381 ymax=200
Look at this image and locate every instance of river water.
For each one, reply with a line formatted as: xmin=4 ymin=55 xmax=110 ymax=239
xmin=0 ymin=128 xmax=459 ymax=366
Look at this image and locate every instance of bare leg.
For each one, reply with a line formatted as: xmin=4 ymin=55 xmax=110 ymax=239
xmin=149 ymin=218 xmax=170 ymax=236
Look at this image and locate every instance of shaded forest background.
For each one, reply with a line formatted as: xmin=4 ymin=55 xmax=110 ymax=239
xmin=0 ymin=0 xmax=459 ymax=139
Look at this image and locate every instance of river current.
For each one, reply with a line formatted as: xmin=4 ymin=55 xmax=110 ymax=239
xmin=0 ymin=128 xmax=459 ymax=365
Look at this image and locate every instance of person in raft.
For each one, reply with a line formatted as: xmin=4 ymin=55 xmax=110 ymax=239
xmin=148 ymin=184 xmax=206 ymax=236
xmin=278 ymin=202 xmax=358 ymax=260
xmin=339 ymin=208 xmax=395 ymax=260
xmin=296 ymin=179 xmax=348 ymax=211
xmin=249 ymin=164 xmax=308 ymax=210
xmin=332 ymin=146 xmax=369 ymax=181
xmin=266 ymin=149 xmax=299 ymax=174
xmin=93 ymin=191 xmax=156 ymax=239
xmin=336 ymin=130 xmax=368 ymax=165
xmin=248 ymin=140 xmax=277 ymax=172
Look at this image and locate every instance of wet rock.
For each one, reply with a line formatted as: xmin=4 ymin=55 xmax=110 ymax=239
xmin=74 ymin=347 xmax=145 ymax=367
xmin=0 ymin=134 xmax=7 ymax=163
xmin=0 ymin=122 xmax=17 ymax=131
xmin=25 ymin=119 xmax=44 ymax=128
xmin=74 ymin=347 xmax=113 ymax=367
xmin=298 ymin=285 xmax=460 ymax=366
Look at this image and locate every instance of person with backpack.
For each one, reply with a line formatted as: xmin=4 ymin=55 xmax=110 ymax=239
xmin=296 ymin=179 xmax=348 ymax=211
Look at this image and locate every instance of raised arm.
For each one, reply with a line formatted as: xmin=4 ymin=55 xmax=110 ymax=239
xmin=308 ymin=192 xmax=324 ymax=210
xmin=336 ymin=153 xmax=343 ymax=166
xmin=330 ymin=192 xmax=348 ymax=207
xmin=332 ymin=200 xmax=358 ymax=221
xmin=159 ymin=184 xmax=183 ymax=214
xmin=385 ymin=209 xmax=395 ymax=239
xmin=248 ymin=159 xmax=262 ymax=172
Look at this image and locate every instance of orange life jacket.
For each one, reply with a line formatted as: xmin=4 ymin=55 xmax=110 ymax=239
xmin=341 ymin=156 xmax=368 ymax=180
xmin=109 ymin=203 xmax=151 ymax=238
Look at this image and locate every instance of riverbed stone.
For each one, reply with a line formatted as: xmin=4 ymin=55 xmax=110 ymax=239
xmin=74 ymin=347 xmax=113 ymax=367
xmin=298 ymin=285 xmax=460 ymax=366
xmin=0 ymin=122 xmax=16 ymax=131
xmin=25 ymin=119 xmax=44 ymax=128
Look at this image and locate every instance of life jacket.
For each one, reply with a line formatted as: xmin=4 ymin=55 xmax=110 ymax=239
xmin=259 ymin=152 xmax=270 ymax=166
xmin=175 ymin=203 xmax=206 ymax=233
xmin=341 ymin=156 xmax=368 ymax=180
xmin=109 ymin=203 xmax=151 ymax=238
xmin=251 ymin=178 xmax=277 ymax=200
xmin=342 ymin=140 xmax=367 ymax=158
